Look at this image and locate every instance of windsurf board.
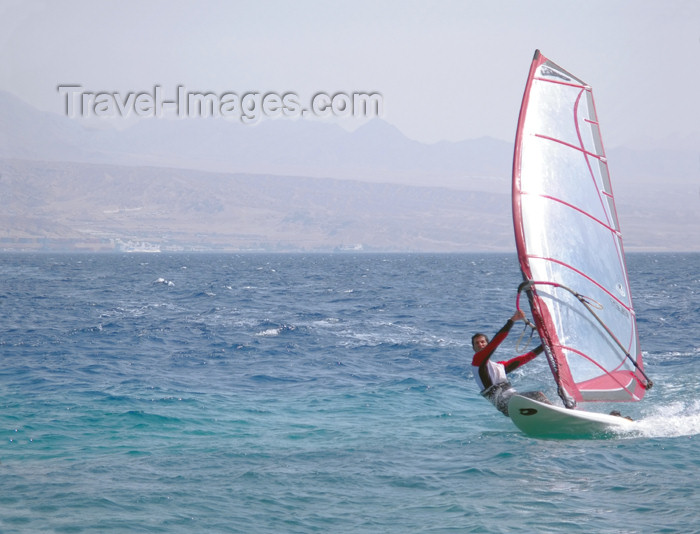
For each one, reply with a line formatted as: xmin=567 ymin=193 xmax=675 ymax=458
xmin=508 ymin=394 xmax=635 ymax=438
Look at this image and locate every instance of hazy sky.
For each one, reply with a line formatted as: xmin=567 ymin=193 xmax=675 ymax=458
xmin=1 ymin=0 xmax=699 ymax=148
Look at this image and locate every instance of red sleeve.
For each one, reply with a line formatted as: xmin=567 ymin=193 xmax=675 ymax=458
xmin=499 ymin=345 xmax=544 ymax=373
xmin=471 ymin=319 xmax=514 ymax=366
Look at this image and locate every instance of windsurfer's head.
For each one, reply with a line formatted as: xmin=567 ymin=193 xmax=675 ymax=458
xmin=471 ymin=333 xmax=489 ymax=352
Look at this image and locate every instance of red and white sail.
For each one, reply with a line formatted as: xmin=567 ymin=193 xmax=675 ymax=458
xmin=512 ymin=50 xmax=649 ymax=406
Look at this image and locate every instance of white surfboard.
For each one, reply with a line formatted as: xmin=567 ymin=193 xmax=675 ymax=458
xmin=508 ymin=394 xmax=635 ymax=438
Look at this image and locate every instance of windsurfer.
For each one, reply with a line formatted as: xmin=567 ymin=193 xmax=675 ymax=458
xmin=471 ymin=310 xmax=549 ymax=416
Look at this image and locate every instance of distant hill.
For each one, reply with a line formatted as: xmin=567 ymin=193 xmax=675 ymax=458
xmin=0 ymin=90 xmax=698 ymax=252
xmin=0 ymin=159 xmax=512 ymax=252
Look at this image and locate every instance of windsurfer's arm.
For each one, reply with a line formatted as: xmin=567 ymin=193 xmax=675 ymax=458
xmin=501 ymin=345 xmax=544 ymax=373
xmin=471 ymin=313 xmax=522 ymax=366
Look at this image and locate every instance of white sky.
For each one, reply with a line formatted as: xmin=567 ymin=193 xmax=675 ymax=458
xmin=1 ymin=0 xmax=699 ymax=147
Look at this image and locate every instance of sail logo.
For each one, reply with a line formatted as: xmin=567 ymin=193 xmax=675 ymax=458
xmin=539 ymin=66 xmax=571 ymax=82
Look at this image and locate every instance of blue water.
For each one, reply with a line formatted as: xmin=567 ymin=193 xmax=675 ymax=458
xmin=1 ymin=253 xmax=699 ymax=533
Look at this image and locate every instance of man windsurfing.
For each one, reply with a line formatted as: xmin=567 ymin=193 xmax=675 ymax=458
xmin=471 ymin=310 xmax=549 ymax=416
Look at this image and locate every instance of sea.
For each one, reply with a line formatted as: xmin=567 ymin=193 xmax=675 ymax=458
xmin=1 ymin=252 xmax=699 ymax=533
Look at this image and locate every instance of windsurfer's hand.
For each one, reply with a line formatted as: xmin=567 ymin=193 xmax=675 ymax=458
xmin=511 ymin=310 xmax=526 ymax=322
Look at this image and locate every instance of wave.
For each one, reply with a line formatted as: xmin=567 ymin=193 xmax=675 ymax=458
xmin=616 ymin=400 xmax=700 ymax=439
xmin=255 ymin=323 xmax=298 ymax=337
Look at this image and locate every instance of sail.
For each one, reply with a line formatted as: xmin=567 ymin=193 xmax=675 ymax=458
xmin=512 ymin=50 xmax=649 ymax=406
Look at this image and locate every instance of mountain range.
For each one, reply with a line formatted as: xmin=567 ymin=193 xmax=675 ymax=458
xmin=1 ymin=90 xmax=698 ymax=252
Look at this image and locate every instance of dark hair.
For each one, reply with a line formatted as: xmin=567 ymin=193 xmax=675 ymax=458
xmin=471 ymin=333 xmax=489 ymax=347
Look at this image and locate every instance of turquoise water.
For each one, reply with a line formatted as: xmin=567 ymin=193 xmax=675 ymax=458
xmin=1 ymin=253 xmax=699 ymax=532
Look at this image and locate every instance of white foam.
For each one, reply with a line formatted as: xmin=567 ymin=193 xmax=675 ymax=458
xmin=256 ymin=327 xmax=282 ymax=337
xmin=618 ymin=400 xmax=700 ymax=438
